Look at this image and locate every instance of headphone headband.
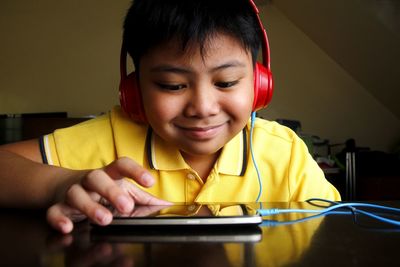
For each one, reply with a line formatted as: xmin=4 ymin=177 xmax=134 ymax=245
xmin=249 ymin=0 xmax=271 ymax=69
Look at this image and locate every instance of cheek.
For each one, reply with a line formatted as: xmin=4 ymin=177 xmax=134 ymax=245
xmin=225 ymin=85 xmax=254 ymax=118
xmin=142 ymin=91 xmax=181 ymax=122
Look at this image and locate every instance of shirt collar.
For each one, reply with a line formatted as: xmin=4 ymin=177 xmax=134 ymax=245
xmin=146 ymin=127 xmax=248 ymax=176
xmin=145 ymin=127 xmax=189 ymax=171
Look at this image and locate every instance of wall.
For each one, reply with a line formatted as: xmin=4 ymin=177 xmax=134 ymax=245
xmin=257 ymin=5 xmax=400 ymax=152
xmin=0 ymin=0 xmax=130 ymax=117
xmin=0 ymin=1 xmax=399 ymax=152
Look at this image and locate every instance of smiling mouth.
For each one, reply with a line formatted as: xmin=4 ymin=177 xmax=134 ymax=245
xmin=176 ymin=123 xmax=226 ymax=140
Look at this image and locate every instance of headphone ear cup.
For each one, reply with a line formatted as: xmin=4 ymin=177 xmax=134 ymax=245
xmin=119 ymin=72 xmax=147 ymax=122
xmin=253 ymin=62 xmax=273 ymax=111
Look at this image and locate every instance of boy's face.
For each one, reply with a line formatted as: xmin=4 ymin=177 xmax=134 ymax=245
xmin=139 ymin=33 xmax=254 ymax=159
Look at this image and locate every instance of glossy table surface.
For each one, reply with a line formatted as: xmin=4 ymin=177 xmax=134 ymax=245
xmin=1 ymin=201 xmax=400 ymax=267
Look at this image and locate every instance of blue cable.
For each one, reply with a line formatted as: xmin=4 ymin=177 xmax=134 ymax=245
xmin=348 ymin=207 xmax=400 ymax=226
xmin=258 ymin=202 xmax=400 ymax=215
xmin=250 ymin=112 xmax=263 ymax=202
xmin=307 ymin=198 xmax=400 ymax=213
xmin=258 ymin=198 xmax=400 ymax=227
xmin=260 ymin=210 xmax=351 ymax=227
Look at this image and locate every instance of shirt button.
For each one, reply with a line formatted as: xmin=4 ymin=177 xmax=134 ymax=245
xmin=187 ymin=173 xmax=196 ymax=180
xmin=187 ymin=205 xmax=196 ymax=211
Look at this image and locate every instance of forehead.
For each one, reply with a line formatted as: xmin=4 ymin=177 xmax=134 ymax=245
xmin=140 ymin=33 xmax=252 ymax=68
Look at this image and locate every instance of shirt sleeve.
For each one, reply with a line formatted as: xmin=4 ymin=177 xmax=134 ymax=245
xmin=38 ymin=114 xmax=116 ymax=170
xmin=39 ymin=134 xmax=60 ymax=166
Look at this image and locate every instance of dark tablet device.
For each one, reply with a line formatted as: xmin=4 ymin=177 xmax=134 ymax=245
xmin=91 ymin=204 xmax=262 ymax=243
xmin=93 ymin=203 xmax=262 ymax=227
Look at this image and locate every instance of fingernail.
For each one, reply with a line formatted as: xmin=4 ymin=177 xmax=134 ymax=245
xmin=59 ymin=220 xmax=72 ymax=233
xmin=95 ymin=209 xmax=112 ymax=225
xmin=58 ymin=221 xmax=66 ymax=230
xmin=142 ymin=173 xmax=154 ymax=186
xmin=116 ymin=195 xmax=132 ymax=213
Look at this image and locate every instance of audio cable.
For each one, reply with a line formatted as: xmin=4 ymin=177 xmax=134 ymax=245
xmin=257 ymin=198 xmax=400 ymax=227
xmin=250 ymin=111 xmax=263 ymax=202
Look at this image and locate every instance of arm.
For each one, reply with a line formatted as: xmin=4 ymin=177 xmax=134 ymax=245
xmin=0 ymin=139 xmax=80 ymax=208
xmin=0 ymin=139 xmax=169 ymax=234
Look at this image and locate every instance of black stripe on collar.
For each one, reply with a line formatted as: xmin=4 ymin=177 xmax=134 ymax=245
xmin=145 ymin=127 xmax=155 ymax=169
xmin=240 ymin=128 xmax=248 ymax=176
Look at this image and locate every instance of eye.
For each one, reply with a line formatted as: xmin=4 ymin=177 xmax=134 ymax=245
xmin=215 ymin=80 xmax=239 ymax=89
xmin=155 ymin=82 xmax=187 ymax=91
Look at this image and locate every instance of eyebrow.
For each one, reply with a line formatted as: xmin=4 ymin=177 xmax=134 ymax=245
xmin=210 ymin=60 xmax=247 ymax=72
xmin=149 ymin=60 xmax=247 ymax=74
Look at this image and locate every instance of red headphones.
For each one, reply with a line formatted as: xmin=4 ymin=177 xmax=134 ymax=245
xmin=119 ymin=0 xmax=273 ymax=123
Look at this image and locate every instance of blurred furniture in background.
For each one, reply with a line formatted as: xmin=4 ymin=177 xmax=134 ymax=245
xmin=345 ymin=152 xmax=356 ymax=200
xmin=354 ymin=150 xmax=400 ymax=200
xmin=338 ymin=142 xmax=400 ymax=201
xmin=275 ymin=119 xmax=400 ymax=201
xmin=0 ymin=112 xmax=89 ymax=145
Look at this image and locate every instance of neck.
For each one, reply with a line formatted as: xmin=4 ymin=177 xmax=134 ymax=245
xmin=180 ymin=151 xmax=221 ymax=182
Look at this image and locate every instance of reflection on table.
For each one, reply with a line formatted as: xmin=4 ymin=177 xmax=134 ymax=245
xmin=1 ymin=201 xmax=399 ymax=267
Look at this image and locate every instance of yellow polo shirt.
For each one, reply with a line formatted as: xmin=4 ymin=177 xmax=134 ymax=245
xmin=40 ymin=106 xmax=340 ymax=202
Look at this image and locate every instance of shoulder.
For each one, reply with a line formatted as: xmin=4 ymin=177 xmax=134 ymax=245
xmin=109 ymin=106 xmax=148 ymax=137
xmin=48 ymin=106 xmax=148 ymax=169
xmin=249 ymin=117 xmax=311 ymax=162
xmin=46 ymin=111 xmax=114 ymax=168
xmin=53 ymin=106 xmax=144 ymax=138
xmin=251 ymin=118 xmax=300 ymax=145
xmin=55 ymin=112 xmax=110 ymax=134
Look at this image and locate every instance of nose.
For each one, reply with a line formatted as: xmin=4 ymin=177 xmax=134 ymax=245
xmin=184 ymin=84 xmax=220 ymax=118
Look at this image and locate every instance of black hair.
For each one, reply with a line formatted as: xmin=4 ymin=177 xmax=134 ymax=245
xmin=123 ymin=0 xmax=263 ymax=71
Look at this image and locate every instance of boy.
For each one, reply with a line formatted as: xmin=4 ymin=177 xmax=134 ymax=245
xmin=0 ymin=0 xmax=340 ymax=234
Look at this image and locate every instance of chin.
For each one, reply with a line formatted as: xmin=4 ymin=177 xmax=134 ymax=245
xmin=180 ymin=143 xmax=223 ymax=157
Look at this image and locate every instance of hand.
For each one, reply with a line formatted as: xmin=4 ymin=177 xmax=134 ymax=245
xmin=46 ymin=157 xmax=170 ymax=234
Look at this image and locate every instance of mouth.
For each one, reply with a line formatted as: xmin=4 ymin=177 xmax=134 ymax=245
xmin=175 ymin=123 xmax=226 ymax=140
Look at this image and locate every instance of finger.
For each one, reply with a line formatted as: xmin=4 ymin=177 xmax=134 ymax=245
xmin=88 ymin=191 xmax=102 ymax=203
xmin=47 ymin=203 xmax=77 ymax=234
xmin=82 ymin=169 xmax=134 ymax=214
xmin=125 ymin=182 xmax=171 ymax=206
xmin=65 ymin=183 xmax=113 ymax=226
xmin=103 ymin=157 xmax=155 ymax=187
xmin=130 ymin=205 xmax=168 ymax=217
